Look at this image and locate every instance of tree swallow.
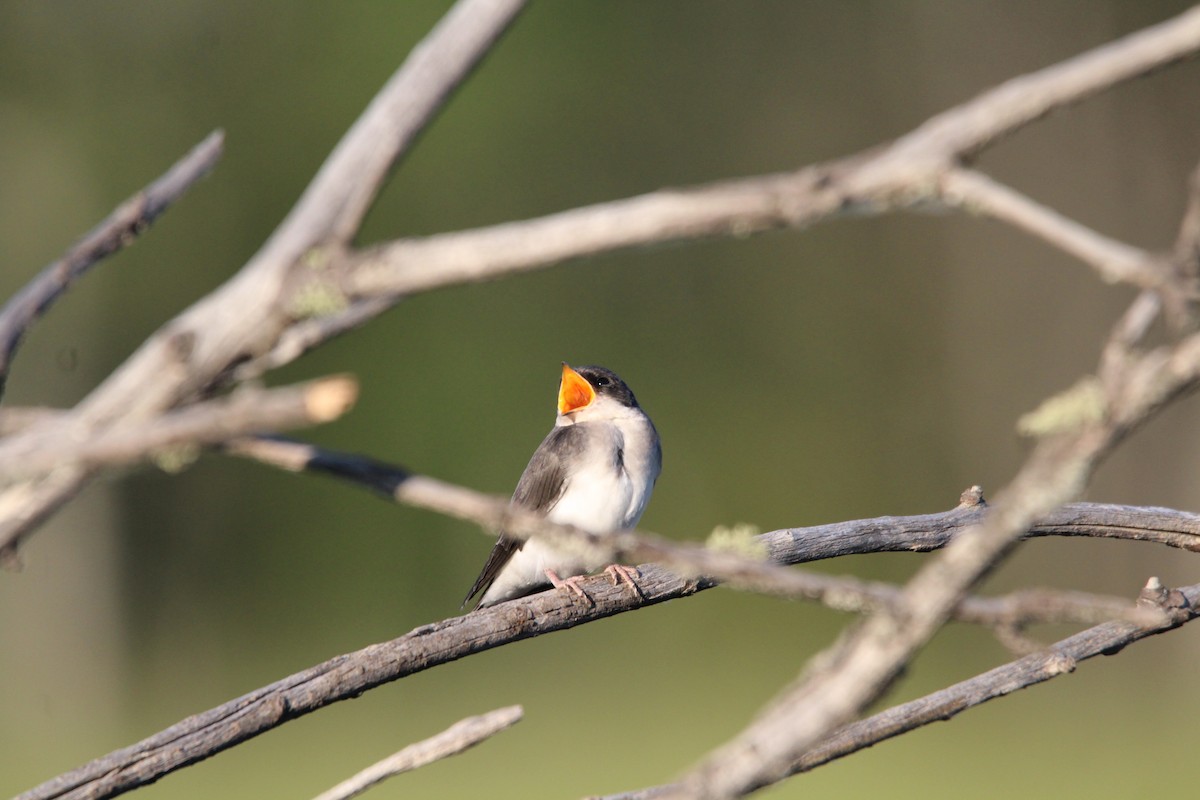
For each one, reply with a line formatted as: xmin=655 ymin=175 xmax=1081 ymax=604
xmin=464 ymin=364 xmax=662 ymax=608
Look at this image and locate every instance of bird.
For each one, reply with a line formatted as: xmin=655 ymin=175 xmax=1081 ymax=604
xmin=463 ymin=363 xmax=662 ymax=608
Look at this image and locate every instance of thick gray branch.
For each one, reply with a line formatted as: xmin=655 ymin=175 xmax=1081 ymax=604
xmin=16 ymin=498 xmax=1198 ymax=800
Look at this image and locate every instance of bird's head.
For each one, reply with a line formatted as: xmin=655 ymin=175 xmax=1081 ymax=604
xmin=556 ymin=363 xmax=640 ymax=422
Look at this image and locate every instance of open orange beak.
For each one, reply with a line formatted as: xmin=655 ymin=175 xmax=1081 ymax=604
xmin=557 ymin=363 xmax=595 ymax=415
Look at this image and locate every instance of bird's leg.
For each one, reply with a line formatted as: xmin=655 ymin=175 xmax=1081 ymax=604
xmin=604 ymin=564 xmax=644 ymax=598
xmin=545 ymin=569 xmax=594 ymax=605
xmin=544 ymin=565 xmax=644 ymax=604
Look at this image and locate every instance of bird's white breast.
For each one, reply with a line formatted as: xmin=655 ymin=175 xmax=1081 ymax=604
xmin=549 ymin=424 xmax=633 ymax=532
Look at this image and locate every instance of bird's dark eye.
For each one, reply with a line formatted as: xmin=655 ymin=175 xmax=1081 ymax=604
xmin=593 ymin=376 xmax=610 ymax=388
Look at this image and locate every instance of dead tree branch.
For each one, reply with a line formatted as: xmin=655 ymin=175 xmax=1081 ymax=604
xmin=661 ymin=322 xmax=1179 ymax=797
xmin=7 ymin=4 xmax=1200 ymax=799
xmin=0 ymin=378 xmax=356 ymax=480
xmin=0 ymin=130 xmax=224 ymax=401
xmin=223 ymin=436 xmax=1200 ymax=602
xmin=1 ymin=5 xmax=1198 ymax=564
xmin=0 ymin=0 xmax=526 ymax=560
xmin=938 ymin=167 xmax=1164 ymax=287
xmin=16 ymin=495 xmax=1196 ymax=800
xmin=344 ymin=6 xmax=1200 ymax=301
xmin=309 ymin=705 xmax=522 ymax=800
xmin=597 ymin=578 xmax=1198 ymax=800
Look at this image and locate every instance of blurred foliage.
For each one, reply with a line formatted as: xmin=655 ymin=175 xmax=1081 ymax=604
xmin=2 ymin=2 xmax=1200 ymax=798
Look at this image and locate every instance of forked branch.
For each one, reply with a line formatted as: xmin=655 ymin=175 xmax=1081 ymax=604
xmin=16 ymin=496 xmax=1195 ymax=800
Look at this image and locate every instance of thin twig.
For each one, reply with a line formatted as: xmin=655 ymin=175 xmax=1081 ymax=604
xmin=310 ymin=706 xmax=522 ymax=800
xmin=233 ymin=440 xmax=1179 ymax=645
xmin=0 ymin=130 xmax=224 ymax=400
xmin=1171 ymin=160 xmax=1200 ymax=278
xmin=229 ymin=297 xmax=394 ymax=386
xmin=2 ymin=421 xmax=1192 ymax=557
xmin=219 ymin=435 xmax=1193 ymax=629
xmin=223 ymin=435 xmax=919 ymax=602
xmin=2 ymin=411 xmax=1195 ymax=557
xmin=7 ymin=419 xmax=1188 ymax=556
xmin=938 ymin=167 xmax=1164 ymax=288
xmin=881 ymin=5 xmax=1200 ymax=161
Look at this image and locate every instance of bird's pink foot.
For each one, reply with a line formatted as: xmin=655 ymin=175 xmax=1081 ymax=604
xmin=545 ymin=569 xmax=594 ymax=604
xmin=604 ymin=564 xmax=643 ymax=598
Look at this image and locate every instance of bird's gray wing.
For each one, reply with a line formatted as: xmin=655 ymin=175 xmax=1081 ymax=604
xmin=461 ymin=426 xmax=582 ymax=606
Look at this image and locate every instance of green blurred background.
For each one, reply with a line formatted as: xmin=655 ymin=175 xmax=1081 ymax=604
xmin=3 ymin=1 xmax=1200 ymax=797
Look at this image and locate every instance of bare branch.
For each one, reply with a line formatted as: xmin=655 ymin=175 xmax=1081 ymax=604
xmin=667 ymin=440 xmax=1103 ymax=796
xmin=345 ymin=164 xmax=849 ymax=298
xmin=346 ymin=5 xmax=1200 ymax=302
xmin=16 ymin=569 xmax=701 ymax=800
xmin=0 ymin=0 xmax=526 ymax=556
xmin=226 ymin=434 xmax=1200 ymax=557
xmin=809 ymin=579 xmax=1163 ymax=635
xmin=881 ymin=5 xmax=1200 ymax=161
xmin=769 ymin=498 xmax=1200 ymax=557
xmin=231 ymin=436 xmax=1170 ymax=638
xmin=314 ymin=0 xmax=527 ymax=244
xmin=0 ymin=421 xmax=1190 ymax=558
xmin=4 ymin=414 xmax=1197 ymax=577
xmin=0 ymin=130 xmax=224 ymax=400
xmin=310 ymin=706 xmax=522 ymax=800
xmin=938 ymin=168 xmax=1165 ymax=288
xmin=597 ymin=579 xmax=1198 ymax=800
xmin=0 ymin=467 xmax=88 ymax=569
xmin=18 ymin=517 xmax=1195 ymax=800
xmin=4 ymin=1 xmax=1198 ymax=564
xmin=223 ymin=435 xmax=895 ymax=602
xmin=229 ymin=297 xmax=395 ymax=385
xmin=0 ymin=406 xmax=58 ymax=436
xmin=665 ymin=261 xmax=1200 ymax=798
xmin=223 ymin=437 xmax=1200 ymax=610
xmin=0 ymin=378 xmax=357 ymax=481
xmin=1171 ymin=160 xmax=1200 ymax=278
